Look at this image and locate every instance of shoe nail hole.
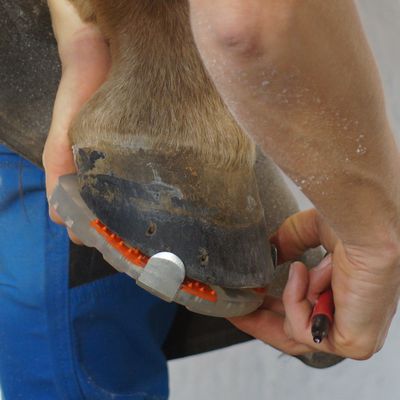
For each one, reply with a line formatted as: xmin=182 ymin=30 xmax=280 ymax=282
xmin=199 ymin=248 xmax=209 ymax=266
xmin=146 ymin=222 xmax=157 ymax=236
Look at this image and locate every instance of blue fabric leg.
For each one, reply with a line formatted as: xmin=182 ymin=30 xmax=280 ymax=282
xmin=0 ymin=146 xmax=177 ymax=399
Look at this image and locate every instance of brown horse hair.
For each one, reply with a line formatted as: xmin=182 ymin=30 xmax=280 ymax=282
xmin=68 ymin=0 xmax=255 ymax=170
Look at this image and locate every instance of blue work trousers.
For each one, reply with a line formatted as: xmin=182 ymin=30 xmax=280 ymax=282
xmin=0 ymin=145 xmax=177 ymax=399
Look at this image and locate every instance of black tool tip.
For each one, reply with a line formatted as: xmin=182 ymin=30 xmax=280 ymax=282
xmin=311 ymin=315 xmax=330 ymax=344
xmin=313 ymin=335 xmax=323 ymax=344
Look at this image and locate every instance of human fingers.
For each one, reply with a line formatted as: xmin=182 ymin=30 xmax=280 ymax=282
xmin=270 ymin=209 xmax=339 ymax=265
xmin=269 ymin=209 xmax=320 ymax=264
xmin=281 ymin=261 xmax=335 ymax=354
xmin=43 ymin=27 xmax=110 ymax=201
xmin=307 ymin=254 xmax=333 ymax=303
xmin=228 ymin=262 xmax=336 ymax=356
xmin=281 ymin=262 xmax=312 ymax=341
xmin=259 ymin=258 xmax=332 ymax=315
xmin=322 ymin=241 xmax=400 ymax=360
xmin=229 ymin=308 xmax=314 ymax=356
xmin=229 ymin=262 xmax=337 ymax=356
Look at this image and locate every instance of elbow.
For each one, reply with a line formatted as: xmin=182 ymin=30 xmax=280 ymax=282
xmin=212 ymin=15 xmax=263 ymax=58
xmin=190 ymin=0 xmax=266 ymax=59
xmin=190 ymin=0 xmax=296 ymax=59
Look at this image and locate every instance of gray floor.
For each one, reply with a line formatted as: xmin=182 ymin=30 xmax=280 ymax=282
xmin=169 ymin=1 xmax=400 ymax=399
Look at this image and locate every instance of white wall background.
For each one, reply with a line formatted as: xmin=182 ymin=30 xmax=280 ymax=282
xmin=168 ymin=1 xmax=400 ymax=399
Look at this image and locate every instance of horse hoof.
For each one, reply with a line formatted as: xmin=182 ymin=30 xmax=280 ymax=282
xmin=74 ymin=145 xmax=274 ymax=288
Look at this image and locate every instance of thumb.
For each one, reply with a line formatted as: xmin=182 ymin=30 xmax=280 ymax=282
xmin=43 ymin=68 xmax=83 ymax=225
xmin=44 ymin=1 xmax=110 ymax=243
xmin=43 ymin=66 xmax=90 ymax=203
xmin=270 ymin=208 xmax=339 ymax=264
xmin=270 ymin=209 xmax=321 ymax=264
xmin=44 ymin=41 xmax=111 ymax=201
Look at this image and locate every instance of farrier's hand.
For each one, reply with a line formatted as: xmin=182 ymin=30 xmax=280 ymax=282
xmin=230 ymin=209 xmax=400 ymax=360
xmin=187 ymin=1 xmax=400 ymax=359
xmin=43 ymin=0 xmax=110 ymax=242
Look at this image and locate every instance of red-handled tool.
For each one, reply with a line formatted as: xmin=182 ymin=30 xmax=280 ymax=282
xmin=311 ymin=288 xmax=334 ymax=344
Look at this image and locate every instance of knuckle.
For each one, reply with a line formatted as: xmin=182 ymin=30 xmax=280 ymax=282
xmin=335 ymin=335 xmax=378 ymax=360
xmin=352 ymin=348 xmax=376 ymax=361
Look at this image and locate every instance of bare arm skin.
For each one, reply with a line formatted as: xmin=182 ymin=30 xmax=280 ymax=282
xmin=188 ymin=0 xmax=400 ymax=359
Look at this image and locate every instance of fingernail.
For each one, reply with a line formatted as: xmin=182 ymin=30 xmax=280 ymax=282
xmin=314 ymin=254 xmax=332 ymax=271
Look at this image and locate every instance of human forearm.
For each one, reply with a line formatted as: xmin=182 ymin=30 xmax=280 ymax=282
xmin=188 ymin=0 xmax=400 ymax=361
xmin=188 ymin=0 xmax=400 ymax=251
